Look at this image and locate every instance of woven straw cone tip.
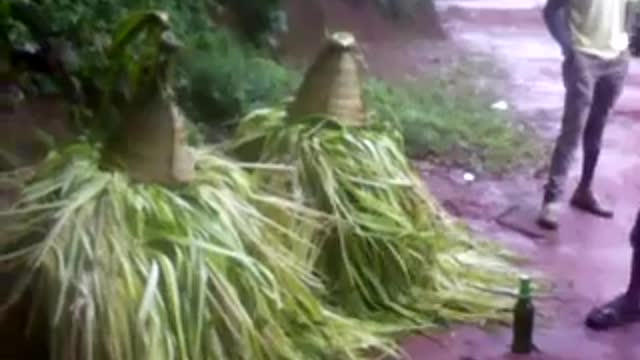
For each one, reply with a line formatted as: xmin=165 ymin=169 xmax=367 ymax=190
xmin=288 ymin=31 xmax=366 ymax=127
xmin=329 ymin=32 xmax=356 ymax=49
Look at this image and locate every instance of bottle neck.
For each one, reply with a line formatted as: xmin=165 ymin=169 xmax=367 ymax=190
xmin=518 ymin=276 xmax=532 ymax=299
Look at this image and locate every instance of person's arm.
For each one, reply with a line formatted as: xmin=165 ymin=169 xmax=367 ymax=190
xmin=543 ymin=0 xmax=573 ymax=57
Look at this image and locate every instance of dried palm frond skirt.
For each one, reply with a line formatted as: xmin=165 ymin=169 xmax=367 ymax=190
xmin=0 ymin=143 xmax=398 ymax=360
xmin=229 ymin=108 xmax=523 ymax=329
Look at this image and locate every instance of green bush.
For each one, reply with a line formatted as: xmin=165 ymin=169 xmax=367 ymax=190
xmin=6 ymin=0 xmax=290 ymax=128
xmin=176 ymin=31 xmax=299 ymax=127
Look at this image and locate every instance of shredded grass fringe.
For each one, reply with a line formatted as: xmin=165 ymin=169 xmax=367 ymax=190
xmin=229 ymin=108 xmax=522 ymax=329
xmin=0 ymin=143 xmax=398 ymax=360
xmin=0 ymin=109 xmax=531 ymax=359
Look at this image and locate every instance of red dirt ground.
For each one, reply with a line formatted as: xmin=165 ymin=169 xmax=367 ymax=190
xmin=402 ymin=1 xmax=640 ymax=359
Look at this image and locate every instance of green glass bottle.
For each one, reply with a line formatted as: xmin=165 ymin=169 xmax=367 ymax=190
xmin=511 ymin=275 xmax=534 ymax=354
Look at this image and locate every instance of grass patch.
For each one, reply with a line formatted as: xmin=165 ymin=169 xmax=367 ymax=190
xmin=365 ymin=59 xmax=541 ymax=173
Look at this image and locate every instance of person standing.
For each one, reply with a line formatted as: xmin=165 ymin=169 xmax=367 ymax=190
xmin=538 ymin=0 xmax=637 ymax=229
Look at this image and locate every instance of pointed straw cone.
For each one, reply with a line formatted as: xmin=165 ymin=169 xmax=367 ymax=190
xmin=288 ymin=32 xmax=366 ymax=126
xmin=102 ymin=95 xmax=195 ymax=185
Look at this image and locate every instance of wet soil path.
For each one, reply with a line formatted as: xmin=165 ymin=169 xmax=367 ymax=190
xmin=404 ymin=1 xmax=640 ymax=359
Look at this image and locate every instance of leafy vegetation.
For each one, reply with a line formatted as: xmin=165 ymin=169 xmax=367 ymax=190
xmin=0 ymin=21 xmax=524 ymax=356
xmin=3 ymin=0 xmax=534 ymax=172
xmin=0 ymin=143 xmax=400 ymax=360
xmin=230 ymin=108 xmax=521 ymax=330
xmin=2 ymin=12 xmax=396 ymax=360
xmin=227 ymin=31 xmax=525 ymax=332
xmin=175 ymin=30 xmax=299 ymax=126
xmin=0 ymin=2 xmax=542 ymax=359
xmin=3 ymin=0 xmax=288 ymax=127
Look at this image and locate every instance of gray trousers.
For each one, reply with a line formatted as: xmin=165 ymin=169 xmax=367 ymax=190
xmin=544 ymin=50 xmax=630 ymax=202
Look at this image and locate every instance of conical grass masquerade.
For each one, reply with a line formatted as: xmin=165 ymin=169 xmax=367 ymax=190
xmin=97 ymin=11 xmax=195 ymax=185
xmin=287 ymin=32 xmax=366 ymax=127
xmin=229 ymin=32 xmax=522 ymax=329
xmin=0 ymin=17 xmax=399 ymax=360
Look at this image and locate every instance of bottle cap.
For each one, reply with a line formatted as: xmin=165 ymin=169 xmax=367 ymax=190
xmin=519 ymin=275 xmax=532 ymax=298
